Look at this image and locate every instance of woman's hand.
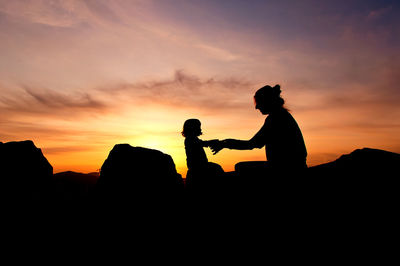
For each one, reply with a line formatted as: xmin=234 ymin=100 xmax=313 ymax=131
xmin=209 ymin=140 xmax=224 ymax=155
xmin=209 ymin=139 xmax=239 ymax=154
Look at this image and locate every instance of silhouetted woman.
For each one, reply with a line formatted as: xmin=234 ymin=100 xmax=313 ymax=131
xmin=211 ymin=84 xmax=307 ymax=176
xmin=182 ymin=119 xmax=223 ymax=190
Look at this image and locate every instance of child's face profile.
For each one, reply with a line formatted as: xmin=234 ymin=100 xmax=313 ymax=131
xmin=183 ymin=119 xmax=202 ymax=137
xmin=190 ymin=123 xmax=201 ymax=136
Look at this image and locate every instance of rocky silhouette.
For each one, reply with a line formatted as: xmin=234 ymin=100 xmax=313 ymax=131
xmin=96 ymin=144 xmax=184 ymax=203
xmin=309 ymin=147 xmax=400 ymax=175
xmin=306 ymin=148 xmax=400 ymax=209
xmin=184 ymin=147 xmax=400 ymax=209
xmin=53 ymin=171 xmax=99 ymax=201
xmin=0 ymin=140 xmax=53 ymax=201
xmin=0 ymin=140 xmax=398 ymax=209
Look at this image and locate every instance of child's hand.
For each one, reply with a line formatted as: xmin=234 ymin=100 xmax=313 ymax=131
xmin=210 ymin=140 xmax=223 ymax=155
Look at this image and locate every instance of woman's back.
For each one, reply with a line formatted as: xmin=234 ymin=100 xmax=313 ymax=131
xmin=265 ymin=108 xmax=307 ymax=167
xmin=251 ymin=108 xmax=307 ymax=168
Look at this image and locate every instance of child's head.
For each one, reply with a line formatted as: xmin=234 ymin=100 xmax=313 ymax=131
xmin=182 ymin=119 xmax=202 ymax=137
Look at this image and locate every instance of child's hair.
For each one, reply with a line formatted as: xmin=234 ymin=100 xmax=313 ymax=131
xmin=182 ymin=119 xmax=202 ymax=137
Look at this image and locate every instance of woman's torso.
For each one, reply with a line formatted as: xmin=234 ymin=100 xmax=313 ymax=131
xmin=256 ymin=108 xmax=307 ymax=168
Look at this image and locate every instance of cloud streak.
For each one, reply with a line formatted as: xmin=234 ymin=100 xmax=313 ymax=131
xmin=97 ymin=70 xmax=256 ymax=113
xmin=367 ymin=6 xmax=393 ymax=20
xmin=0 ymin=85 xmax=108 ymax=117
xmin=0 ymin=0 xmax=132 ymax=28
xmin=23 ymin=86 xmax=106 ymax=109
xmin=0 ymin=70 xmax=257 ymax=119
xmin=1 ymin=67 xmax=399 ymax=129
xmin=0 ymin=0 xmax=87 ymax=28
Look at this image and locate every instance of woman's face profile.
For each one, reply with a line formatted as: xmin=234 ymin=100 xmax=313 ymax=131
xmin=254 ymin=97 xmax=269 ymax=115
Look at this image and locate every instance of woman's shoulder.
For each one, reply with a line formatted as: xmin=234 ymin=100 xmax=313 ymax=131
xmin=266 ymin=108 xmax=298 ymax=126
xmin=270 ymin=108 xmax=293 ymax=119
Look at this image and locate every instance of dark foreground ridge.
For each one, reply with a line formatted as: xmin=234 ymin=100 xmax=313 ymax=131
xmin=0 ymin=140 xmax=399 ymax=208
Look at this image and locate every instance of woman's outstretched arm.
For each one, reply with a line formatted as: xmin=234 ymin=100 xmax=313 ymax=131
xmin=210 ymin=138 xmax=263 ymax=154
xmin=222 ymin=138 xmax=260 ymax=150
xmin=210 ymin=124 xmax=266 ymax=154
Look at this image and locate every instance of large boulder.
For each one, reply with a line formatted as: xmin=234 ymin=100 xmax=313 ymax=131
xmin=0 ymin=140 xmax=53 ymax=201
xmin=96 ymin=144 xmax=183 ymax=202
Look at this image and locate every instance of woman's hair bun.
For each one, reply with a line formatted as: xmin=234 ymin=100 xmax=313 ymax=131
xmin=255 ymin=84 xmax=282 ymax=98
xmin=273 ymin=84 xmax=281 ymax=95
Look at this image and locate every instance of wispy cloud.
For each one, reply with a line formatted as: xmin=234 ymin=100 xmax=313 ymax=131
xmin=2 ymin=67 xmax=399 ymax=129
xmin=0 ymin=0 xmax=131 ymax=28
xmin=196 ymin=44 xmax=240 ymax=62
xmin=0 ymin=0 xmax=87 ymax=27
xmin=97 ymin=70 xmax=255 ymax=113
xmin=23 ymin=86 xmax=106 ymax=109
xmin=0 ymin=86 xmax=108 ymax=117
xmin=0 ymin=70 xmax=256 ymax=118
xmin=367 ymin=6 xmax=393 ymax=20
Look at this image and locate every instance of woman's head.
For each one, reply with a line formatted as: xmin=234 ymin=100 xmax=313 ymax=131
xmin=254 ymin=84 xmax=285 ymax=114
xmin=182 ymin=119 xmax=202 ymax=137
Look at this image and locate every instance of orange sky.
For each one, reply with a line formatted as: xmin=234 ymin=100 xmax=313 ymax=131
xmin=0 ymin=0 xmax=399 ymax=176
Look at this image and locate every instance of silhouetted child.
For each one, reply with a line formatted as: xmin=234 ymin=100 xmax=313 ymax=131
xmin=182 ymin=119 xmax=223 ymax=191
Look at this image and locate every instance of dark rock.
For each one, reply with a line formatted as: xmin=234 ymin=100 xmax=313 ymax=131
xmin=0 ymin=140 xmax=53 ymax=201
xmin=309 ymin=148 xmax=400 ymax=175
xmin=307 ymin=148 xmax=400 ymax=203
xmin=53 ymin=171 xmax=99 ymax=201
xmin=97 ymin=144 xmax=183 ymax=203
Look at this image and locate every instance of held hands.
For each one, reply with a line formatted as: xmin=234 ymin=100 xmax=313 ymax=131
xmin=209 ymin=139 xmax=235 ymax=155
xmin=209 ymin=140 xmax=223 ymax=155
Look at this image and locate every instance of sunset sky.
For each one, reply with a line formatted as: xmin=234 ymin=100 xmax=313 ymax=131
xmin=1 ymin=0 xmax=399 ymax=176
